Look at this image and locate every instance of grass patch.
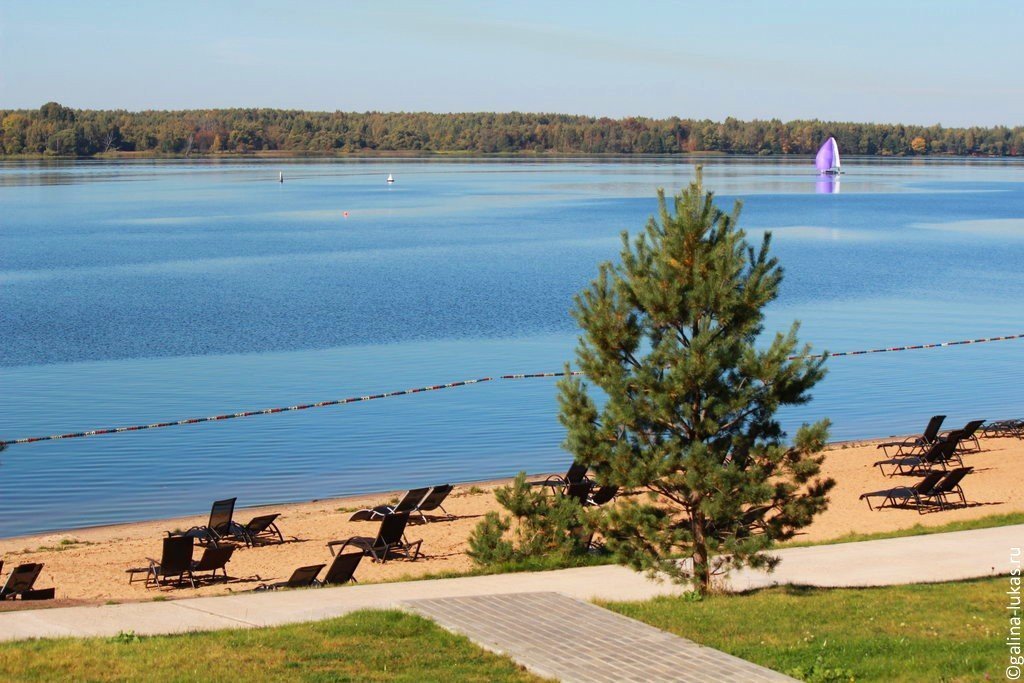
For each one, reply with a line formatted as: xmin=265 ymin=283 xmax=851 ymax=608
xmin=604 ymin=577 xmax=1007 ymax=682
xmin=18 ymin=538 xmax=96 ymax=554
xmin=0 ymin=609 xmax=545 ymax=682
xmin=786 ymin=511 xmax=1024 ymax=549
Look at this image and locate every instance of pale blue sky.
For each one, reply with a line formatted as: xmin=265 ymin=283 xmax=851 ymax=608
xmin=2 ymin=1 xmax=1021 ymax=126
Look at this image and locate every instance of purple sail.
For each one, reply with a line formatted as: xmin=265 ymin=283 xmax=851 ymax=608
xmin=815 ymin=137 xmax=841 ymax=174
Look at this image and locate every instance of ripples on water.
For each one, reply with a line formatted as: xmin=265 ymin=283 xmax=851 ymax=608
xmin=1 ymin=158 xmax=1023 ymax=536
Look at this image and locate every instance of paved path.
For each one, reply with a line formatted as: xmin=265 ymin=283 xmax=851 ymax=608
xmin=0 ymin=524 xmax=1018 ymax=644
xmin=405 ymin=592 xmax=794 ymax=682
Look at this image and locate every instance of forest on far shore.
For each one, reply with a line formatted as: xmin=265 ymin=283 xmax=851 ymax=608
xmin=3 ymin=102 xmax=1023 ymax=157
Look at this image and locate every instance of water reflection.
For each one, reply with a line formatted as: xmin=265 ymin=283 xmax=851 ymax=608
xmin=815 ymin=177 xmax=841 ymax=194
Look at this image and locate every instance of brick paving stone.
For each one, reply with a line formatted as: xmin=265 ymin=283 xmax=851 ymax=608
xmin=403 ymin=592 xmax=794 ymax=683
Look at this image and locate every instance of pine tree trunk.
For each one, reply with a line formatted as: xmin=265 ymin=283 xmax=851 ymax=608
xmin=691 ymin=511 xmax=711 ymax=594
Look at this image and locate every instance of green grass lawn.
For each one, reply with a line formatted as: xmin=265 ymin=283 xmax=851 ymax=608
xmin=0 ymin=610 xmax=544 ymax=683
xmin=604 ymin=577 xmax=1007 ymax=682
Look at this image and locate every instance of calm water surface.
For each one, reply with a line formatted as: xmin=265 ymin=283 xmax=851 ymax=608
xmin=2 ymin=157 xmax=1023 ymax=537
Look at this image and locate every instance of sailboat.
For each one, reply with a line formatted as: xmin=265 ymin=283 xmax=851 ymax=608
xmin=386 ymin=173 xmax=395 ymax=184
xmin=815 ymin=137 xmax=842 ymax=175
xmin=278 ymin=171 xmax=284 ymax=183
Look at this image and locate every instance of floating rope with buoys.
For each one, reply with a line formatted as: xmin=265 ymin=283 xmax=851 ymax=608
xmin=1 ymin=332 xmax=1022 ymax=449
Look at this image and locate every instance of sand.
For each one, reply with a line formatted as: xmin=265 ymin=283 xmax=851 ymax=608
xmin=2 ymin=435 xmax=1022 ymax=610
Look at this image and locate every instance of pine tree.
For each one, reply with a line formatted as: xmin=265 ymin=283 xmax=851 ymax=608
xmin=557 ymin=170 xmax=835 ymax=593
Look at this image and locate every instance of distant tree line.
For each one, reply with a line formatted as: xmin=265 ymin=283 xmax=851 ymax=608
xmin=3 ymin=102 xmax=1023 ymax=157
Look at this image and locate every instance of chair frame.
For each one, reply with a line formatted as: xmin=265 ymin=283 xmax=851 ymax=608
xmin=349 ymin=488 xmax=430 ymax=522
xmin=190 ymin=545 xmax=235 ymax=584
xmin=327 ymin=512 xmax=423 ymax=563
xmin=0 ymin=562 xmax=45 ymax=600
xmin=172 ymin=498 xmax=244 ymax=549
xmin=412 ymin=485 xmax=455 ymax=523
xmin=874 ymin=438 xmax=960 ymax=477
xmin=131 ymin=535 xmax=197 ymax=589
xmin=859 ymin=470 xmax=946 ymax=513
xmin=876 ymin=415 xmax=946 ymax=457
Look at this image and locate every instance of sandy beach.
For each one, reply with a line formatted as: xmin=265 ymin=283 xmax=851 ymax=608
xmin=2 ymin=434 xmax=1021 ymax=610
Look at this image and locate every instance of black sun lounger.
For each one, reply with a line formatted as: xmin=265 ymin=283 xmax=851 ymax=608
xmin=173 ymin=498 xmax=243 ymax=548
xmin=256 ymin=564 xmax=326 ymax=591
xmin=981 ymin=419 xmax=1024 ymax=439
xmin=587 ymin=485 xmax=619 ymax=507
xmin=873 ymin=438 xmax=960 ymax=477
xmin=535 ymin=461 xmax=592 ymax=492
xmin=321 ymin=551 xmax=363 ymax=585
xmin=256 ymin=551 xmax=363 ymax=591
xmin=129 ymin=535 xmax=196 ymax=588
xmin=0 ymin=563 xmax=54 ymax=600
xmin=928 ymin=467 xmax=973 ymax=509
xmin=859 ymin=470 xmax=945 ymax=512
xmin=239 ymin=513 xmax=285 ymax=546
xmin=191 ymin=545 xmax=235 ymax=584
xmin=327 ymin=511 xmax=423 ymax=563
xmin=876 ymin=415 xmax=946 ymax=457
xmin=564 ymin=481 xmax=593 ymax=506
xmin=412 ymin=484 xmax=455 ymax=523
xmin=349 ymin=487 xmax=430 ymax=522
xmin=942 ymin=420 xmax=985 ymax=454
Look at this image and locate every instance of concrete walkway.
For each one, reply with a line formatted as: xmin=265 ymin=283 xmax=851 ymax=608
xmin=0 ymin=524 xmax=1018 ymax=644
xmin=406 ymin=592 xmax=794 ymax=682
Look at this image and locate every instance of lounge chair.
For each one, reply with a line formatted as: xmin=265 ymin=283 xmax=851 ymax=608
xmin=859 ymin=471 xmax=946 ymax=512
xmin=943 ymin=420 xmax=985 ymax=454
xmin=564 ymin=481 xmax=593 ymax=505
xmin=981 ymin=419 xmax=1024 ymax=439
xmin=129 ymin=535 xmax=196 ymax=588
xmin=255 ymin=564 xmax=326 ymax=591
xmin=0 ymin=563 xmax=54 ymax=600
xmin=706 ymin=505 xmax=774 ymax=538
xmin=927 ymin=467 xmax=973 ymax=509
xmin=321 ymin=551 xmax=363 ymax=585
xmin=412 ymin=484 xmax=455 ymax=523
xmin=349 ymin=487 xmax=430 ymax=522
xmin=190 ymin=545 xmax=235 ymax=584
xmin=535 ymin=461 xmax=591 ymax=492
xmin=978 ymin=419 xmax=1019 ymax=440
xmin=238 ymin=513 xmax=285 ymax=546
xmin=327 ymin=511 xmax=423 ymax=563
xmin=873 ymin=438 xmax=960 ymax=477
xmin=587 ymin=485 xmax=619 ymax=507
xmin=876 ymin=415 xmax=946 ymax=457
xmin=173 ymin=498 xmax=243 ymax=548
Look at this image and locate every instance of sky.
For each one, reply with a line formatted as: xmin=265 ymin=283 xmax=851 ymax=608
xmin=2 ymin=1 xmax=1022 ymax=126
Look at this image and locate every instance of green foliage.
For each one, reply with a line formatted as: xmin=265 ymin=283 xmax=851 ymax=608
xmin=0 ymin=610 xmax=542 ymax=682
xmin=468 ymin=473 xmax=593 ymax=566
xmin=558 ymin=171 xmax=834 ymax=592
xmin=785 ymin=646 xmax=856 ymax=683
xmin=109 ymin=631 xmax=141 ymax=645
xmin=606 ymin=578 xmax=1006 ymax=682
xmin=2 ymin=103 xmax=1024 ymax=157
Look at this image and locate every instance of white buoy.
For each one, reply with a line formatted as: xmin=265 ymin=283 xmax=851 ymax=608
xmin=386 ymin=173 xmax=394 ymax=184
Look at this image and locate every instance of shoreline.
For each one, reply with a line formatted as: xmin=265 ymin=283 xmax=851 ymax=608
xmin=0 ymin=436 xmax=885 ymax=543
xmin=2 ymin=433 xmax=1022 ymax=609
xmin=0 ymin=472 xmax=548 ymax=545
xmin=3 ymin=151 xmax=1022 ymax=162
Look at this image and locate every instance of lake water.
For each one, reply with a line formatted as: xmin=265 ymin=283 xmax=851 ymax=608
xmin=2 ymin=157 xmax=1023 ymax=537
